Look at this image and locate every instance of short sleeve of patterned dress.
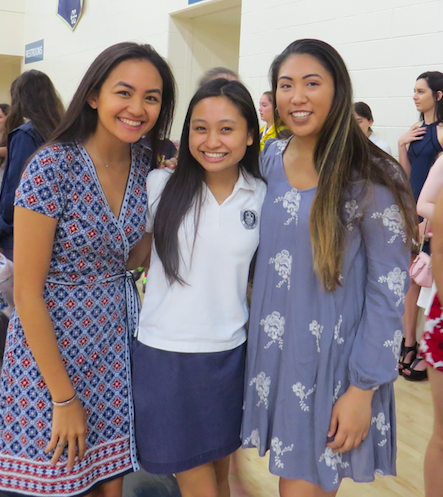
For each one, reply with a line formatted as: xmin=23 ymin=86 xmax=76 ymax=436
xmin=14 ymin=145 xmax=67 ymax=219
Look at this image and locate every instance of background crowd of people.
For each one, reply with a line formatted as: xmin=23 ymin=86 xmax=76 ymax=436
xmin=0 ymin=39 xmax=442 ymax=497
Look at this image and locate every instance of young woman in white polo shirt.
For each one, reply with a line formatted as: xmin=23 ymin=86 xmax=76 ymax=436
xmin=132 ymin=78 xmax=266 ymax=497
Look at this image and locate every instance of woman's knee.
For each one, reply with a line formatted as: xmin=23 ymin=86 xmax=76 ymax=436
xmin=279 ymin=477 xmax=337 ymax=497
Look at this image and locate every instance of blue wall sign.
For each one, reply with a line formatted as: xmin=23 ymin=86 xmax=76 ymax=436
xmin=24 ymin=40 xmax=44 ymax=64
xmin=188 ymin=0 xmax=204 ymax=4
xmin=57 ymin=0 xmax=84 ymax=30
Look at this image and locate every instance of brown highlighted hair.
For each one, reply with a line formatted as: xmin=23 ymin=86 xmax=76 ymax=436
xmin=270 ymin=39 xmax=416 ymax=291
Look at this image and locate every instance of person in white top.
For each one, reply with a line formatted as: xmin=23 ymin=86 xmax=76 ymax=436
xmin=354 ymin=101 xmax=392 ymax=155
xmin=131 ymin=78 xmax=266 ymax=497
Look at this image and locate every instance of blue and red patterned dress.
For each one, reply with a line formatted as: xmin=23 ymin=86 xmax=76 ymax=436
xmin=0 ymin=142 xmax=149 ymax=496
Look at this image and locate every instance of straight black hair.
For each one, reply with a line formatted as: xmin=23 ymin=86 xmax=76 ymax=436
xmin=416 ymin=71 xmax=443 ymax=123
xmin=49 ymin=42 xmax=176 ymax=166
xmin=154 ymin=78 xmax=262 ymax=284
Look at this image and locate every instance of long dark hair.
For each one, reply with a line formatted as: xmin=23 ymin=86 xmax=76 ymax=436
xmin=4 ymin=70 xmax=64 ymax=140
xmin=416 ymin=71 xmax=443 ymax=123
xmin=49 ymin=42 xmax=176 ymax=164
xmin=354 ymin=101 xmax=374 ymax=134
xmin=154 ymin=78 xmax=262 ymax=284
xmin=271 ymin=39 xmax=416 ymax=291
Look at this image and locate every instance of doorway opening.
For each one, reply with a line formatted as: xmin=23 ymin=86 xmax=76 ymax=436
xmin=169 ymin=0 xmax=241 ymax=138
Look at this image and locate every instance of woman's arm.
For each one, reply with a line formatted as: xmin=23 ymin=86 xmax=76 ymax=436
xmin=0 ymin=146 xmax=7 ymax=158
xmin=417 ymin=155 xmax=443 ymax=221
xmin=398 ymin=122 xmax=426 ymax=177
xmin=14 ymin=206 xmax=87 ymax=469
xmin=329 ymin=185 xmax=411 ymax=454
xmin=432 ymin=188 xmax=443 ymax=304
xmin=126 ymin=232 xmax=152 ymax=270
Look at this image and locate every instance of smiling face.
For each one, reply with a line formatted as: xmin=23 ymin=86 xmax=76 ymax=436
xmin=413 ymin=78 xmax=439 ymax=116
xmin=276 ymin=53 xmax=334 ymax=141
xmin=189 ymin=96 xmax=253 ymax=176
xmin=259 ymin=93 xmax=274 ymax=125
xmin=354 ymin=112 xmax=373 ymax=137
xmin=88 ymin=58 xmax=163 ymax=145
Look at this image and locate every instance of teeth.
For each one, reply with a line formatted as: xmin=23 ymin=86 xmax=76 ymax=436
xmin=292 ymin=111 xmax=311 ymax=118
xmin=204 ymin=152 xmax=227 ymax=158
xmin=119 ymin=118 xmax=142 ymax=127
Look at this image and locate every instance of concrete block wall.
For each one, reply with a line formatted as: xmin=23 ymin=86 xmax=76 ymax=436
xmin=239 ymin=0 xmax=443 ymax=157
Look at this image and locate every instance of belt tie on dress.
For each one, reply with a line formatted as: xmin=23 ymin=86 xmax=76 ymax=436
xmin=46 ymin=271 xmax=141 ymax=339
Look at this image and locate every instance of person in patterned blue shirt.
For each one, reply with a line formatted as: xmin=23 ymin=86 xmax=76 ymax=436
xmin=0 ymin=42 xmax=176 ymax=497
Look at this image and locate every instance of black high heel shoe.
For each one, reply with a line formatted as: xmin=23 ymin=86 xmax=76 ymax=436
xmin=398 ymin=340 xmax=417 ymax=373
xmin=402 ymin=356 xmax=428 ymax=381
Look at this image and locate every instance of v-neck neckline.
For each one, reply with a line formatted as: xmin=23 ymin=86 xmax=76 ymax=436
xmin=79 ymin=142 xmax=135 ymax=224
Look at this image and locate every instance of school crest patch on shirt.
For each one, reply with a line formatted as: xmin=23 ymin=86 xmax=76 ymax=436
xmin=241 ymin=209 xmax=258 ymax=230
xmin=57 ymin=0 xmax=83 ymax=30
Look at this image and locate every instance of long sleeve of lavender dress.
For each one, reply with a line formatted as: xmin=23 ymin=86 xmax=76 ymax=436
xmin=348 ymin=185 xmax=411 ymax=390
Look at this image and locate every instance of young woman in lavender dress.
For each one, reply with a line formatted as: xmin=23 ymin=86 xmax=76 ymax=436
xmin=241 ymin=39 xmax=417 ymax=496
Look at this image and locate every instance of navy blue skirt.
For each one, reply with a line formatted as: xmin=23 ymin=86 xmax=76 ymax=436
xmin=132 ymin=342 xmax=246 ymax=474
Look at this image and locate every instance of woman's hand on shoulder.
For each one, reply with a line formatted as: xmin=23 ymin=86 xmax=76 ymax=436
xmin=398 ymin=122 xmax=426 ymax=148
xmin=326 ymin=385 xmax=374 ymax=453
xmin=159 ymin=156 xmax=177 ymax=170
xmin=45 ymin=397 xmax=87 ymax=470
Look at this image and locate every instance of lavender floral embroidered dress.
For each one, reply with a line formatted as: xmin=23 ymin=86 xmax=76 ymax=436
xmin=241 ymin=139 xmax=410 ymax=491
xmin=0 ymin=143 xmax=148 ymax=496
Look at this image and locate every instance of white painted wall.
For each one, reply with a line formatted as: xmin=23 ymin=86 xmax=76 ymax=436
xmin=240 ymin=0 xmax=443 ymax=157
xmin=0 ymin=0 xmax=25 ymax=57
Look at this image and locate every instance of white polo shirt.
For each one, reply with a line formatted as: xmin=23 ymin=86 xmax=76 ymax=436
xmin=137 ymin=168 xmax=267 ymax=353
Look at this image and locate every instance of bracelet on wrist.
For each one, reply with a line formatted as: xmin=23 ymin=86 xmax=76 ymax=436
xmin=52 ymin=392 xmax=77 ymax=407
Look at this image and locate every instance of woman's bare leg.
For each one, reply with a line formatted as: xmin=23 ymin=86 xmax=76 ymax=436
xmin=279 ymin=477 xmax=338 ymax=497
xmin=175 ymin=461 xmax=219 ymax=497
xmin=214 ymin=456 xmax=231 ymax=497
xmin=85 ymin=475 xmax=124 ymax=497
xmin=424 ymin=367 xmax=443 ymax=497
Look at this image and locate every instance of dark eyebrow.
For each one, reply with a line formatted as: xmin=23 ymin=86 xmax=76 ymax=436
xmin=278 ymin=73 xmax=323 ymax=81
xmin=191 ymin=118 xmax=237 ymax=124
xmin=303 ymin=73 xmax=323 ymax=80
xmin=112 ymin=81 xmax=162 ymax=95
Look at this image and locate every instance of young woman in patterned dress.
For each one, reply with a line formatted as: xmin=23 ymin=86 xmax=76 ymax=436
xmin=0 ymin=42 xmax=175 ymax=497
xmin=241 ymin=39 xmax=417 ymax=496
